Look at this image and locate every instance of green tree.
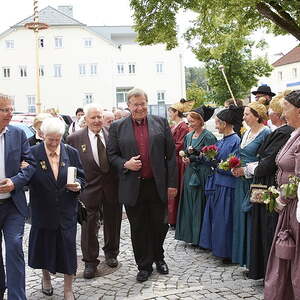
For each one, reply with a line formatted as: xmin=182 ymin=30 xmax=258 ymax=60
xmin=186 ymin=82 xmax=207 ymax=107
xmin=185 ymin=67 xmax=208 ymax=90
xmin=130 ymin=0 xmax=300 ymax=51
xmin=203 ymin=39 xmax=273 ymax=105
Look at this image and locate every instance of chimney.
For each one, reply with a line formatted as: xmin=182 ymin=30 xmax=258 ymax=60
xmin=57 ymin=6 xmax=73 ymax=18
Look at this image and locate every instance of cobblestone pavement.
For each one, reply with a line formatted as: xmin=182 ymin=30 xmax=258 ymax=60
xmin=10 ymin=218 xmax=264 ymax=299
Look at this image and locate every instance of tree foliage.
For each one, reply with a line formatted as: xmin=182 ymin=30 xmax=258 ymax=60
xmin=130 ymin=0 xmax=300 ymax=52
xmin=186 ymin=82 xmax=207 ymax=107
xmin=185 ymin=67 xmax=207 ymax=89
xmin=204 ymin=40 xmax=273 ymax=104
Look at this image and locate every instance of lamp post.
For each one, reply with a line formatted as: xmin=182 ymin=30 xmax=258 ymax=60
xmin=25 ymin=0 xmax=48 ymax=113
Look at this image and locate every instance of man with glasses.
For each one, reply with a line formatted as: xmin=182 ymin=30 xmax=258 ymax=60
xmin=107 ymin=88 xmax=177 ymax=282
xmin=0 ymin=94 xmax=36 ymax=299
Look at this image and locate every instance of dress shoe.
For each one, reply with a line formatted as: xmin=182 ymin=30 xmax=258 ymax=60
xmin=136 ymin=270 xmax=152 ymax=282
xmin=41 ymin=279 xmax=53 ymax=296
xmin=155 ymin=260 xmax=169 ymax=274
xmin=105 ymin=257 xmax=118 ymax=268
xmin=83 ymin=263 xmax=97 ymax=279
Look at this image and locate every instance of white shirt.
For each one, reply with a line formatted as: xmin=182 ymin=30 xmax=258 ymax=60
xmin=88 ymin=129 xmax=106 ymax=167
xmin=68 ymin=120 xmax=82 ymax=135
xmin=0 ymin=127 xmax=11 ymax=199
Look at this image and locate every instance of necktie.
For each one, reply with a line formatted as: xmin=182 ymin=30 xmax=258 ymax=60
xmin=49 ymin=152 xmax=59 ymax=180
xmin=95 ymin=134 xmax=110 ymax=173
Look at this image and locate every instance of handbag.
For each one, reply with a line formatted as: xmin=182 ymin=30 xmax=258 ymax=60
xmin=250 ymin=184 xmax=268 ymax=203
xmin=77 ymin=199 xmax=87 ymax=225
xmin=275 ymin=204 xmax=296 ymax=260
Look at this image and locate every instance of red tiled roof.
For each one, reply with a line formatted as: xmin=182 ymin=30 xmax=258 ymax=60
xmin=273 ymin=46 xmax=300 ymax=67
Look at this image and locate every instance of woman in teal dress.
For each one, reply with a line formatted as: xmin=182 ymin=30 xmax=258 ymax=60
xmin=231 ymin=102 xmax=271 ymax=267
xmin=175 ymin=105 xmax=217 ymax=245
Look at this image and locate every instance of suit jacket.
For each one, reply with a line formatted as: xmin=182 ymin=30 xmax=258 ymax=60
xmin=107 ymin=115 xmax=177 ymax=206
xmin=29 ymin=142 xmax=85 ymax=229
xmin=67 ymin=127 xmax=118 ymax=203
xmin=4 ymin=125 xmax=36 ymax=217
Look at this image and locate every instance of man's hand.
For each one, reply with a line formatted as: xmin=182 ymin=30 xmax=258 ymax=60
xmin=124 ymin=155 xmax=142 ymax=171
xmin=168 ymin=187 xmax=177 ymax=199
xmin=0 ymin=178 xmax=15 ymax=193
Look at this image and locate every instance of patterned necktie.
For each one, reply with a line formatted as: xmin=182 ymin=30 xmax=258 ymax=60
xmin=95 ymin=133 xmax=110 ymax=173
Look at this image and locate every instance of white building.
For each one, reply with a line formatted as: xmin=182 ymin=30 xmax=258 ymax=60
xmin=0 ymin=6 xmax=185 ymax=116
xmin=256 ymin=46 xmax=300 ymax=94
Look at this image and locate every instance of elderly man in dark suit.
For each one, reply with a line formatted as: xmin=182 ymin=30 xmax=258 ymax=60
xmin=67 ymin=104 xmax=122 ymax=279
xmin=0 ymin=93 xmax=36 ymax=299
xmin=107 ymin=88 xmax=177 ymax=282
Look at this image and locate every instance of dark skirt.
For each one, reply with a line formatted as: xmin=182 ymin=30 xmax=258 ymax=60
xmin=28 ymin=225 xmax=77 ymax=275
xmin=248 ymin=203 xmax=278 ymax=279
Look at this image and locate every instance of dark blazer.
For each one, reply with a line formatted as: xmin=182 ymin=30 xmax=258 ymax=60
xmin=107 ymin=115 xmax=177 ymax=206
xmin=67 ymin=127 xmax=118 ymax=203
xmin=29 ymin=142 xmax=85 ymax=229
xmin=5 ymin=125 xmax=36 ymax=217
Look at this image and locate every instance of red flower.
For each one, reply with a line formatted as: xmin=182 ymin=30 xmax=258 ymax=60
xmin=201 ymin=146 xmax=208 ymax=152
xmin=207 ymin=145 xmax=218 ymax=151
xmin=228 ymin=156 xmax=241 ymax=168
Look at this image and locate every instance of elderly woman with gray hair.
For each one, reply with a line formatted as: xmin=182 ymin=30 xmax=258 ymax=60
xmin=28 ymin=118 xmax=85 ymax=300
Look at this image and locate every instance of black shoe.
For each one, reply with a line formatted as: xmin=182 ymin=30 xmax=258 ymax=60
xmin=136 ymin=270 xmax=152 ymax=282
xmin=83 ymin=263 xmax=97 ymax=279
xmin=41 ymin=279 xmax=53 ymax=296
xmin=155 ymin=260 xmax=169 ymax=274
xmin=105 ymin=257 xmax=118 ymax=268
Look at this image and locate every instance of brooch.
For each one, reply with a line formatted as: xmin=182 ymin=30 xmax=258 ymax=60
xmin=40 ymin=161 xmax=47 ymax=170
xmin=81 ymin=144 xmax=86 ymax=152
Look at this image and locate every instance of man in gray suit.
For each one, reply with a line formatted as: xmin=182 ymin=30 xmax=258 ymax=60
xmin=107 ymin=88 xmax=177 ymax=282
xmin=67 ymin=104 xmax=122 ymax=279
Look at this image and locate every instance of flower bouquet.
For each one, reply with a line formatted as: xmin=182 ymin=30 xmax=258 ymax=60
xmin=218 ymin=155 xmax=241 ymax=171
xmin=201 ymin=145 xmax=218 ymax=160
xmin=262 ymin=186 xmax=280 ymax=212
xmin=280 ymin=176 xmax=300 ymax=200
xmin=179 ymin=146 xmax=200 ymax=158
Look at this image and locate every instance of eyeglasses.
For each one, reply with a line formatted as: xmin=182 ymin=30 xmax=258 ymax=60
xmin=0 ymin=108 xmax=14 ymax=113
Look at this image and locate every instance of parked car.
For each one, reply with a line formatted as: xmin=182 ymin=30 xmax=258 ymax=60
xmin=10 ymin=121 xmax=35 ymax=139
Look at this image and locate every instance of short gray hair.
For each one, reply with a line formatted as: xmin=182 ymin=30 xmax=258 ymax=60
xmin=84 ymin=103 xmax=103 ymax=116
xmin=41 ymin=117 xmax=65 ymax=136
xmin=127 ymin=88 xmax=148 ymax=103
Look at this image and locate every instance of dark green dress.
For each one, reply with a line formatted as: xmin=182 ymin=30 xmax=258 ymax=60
xmin=175 ymin=129 xmax=217 ymax=244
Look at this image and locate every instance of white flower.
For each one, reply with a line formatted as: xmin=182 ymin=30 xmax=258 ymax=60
xmin=179 ymin=150 xmax=186 ymax=157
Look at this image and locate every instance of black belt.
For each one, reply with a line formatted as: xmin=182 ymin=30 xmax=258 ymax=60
xmin=139 ymin=177 xmax=154 ymax=181
xmin=0 ymin=197 xmax=11 ymax=205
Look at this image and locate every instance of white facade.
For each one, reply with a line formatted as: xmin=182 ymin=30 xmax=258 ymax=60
xmin=256 ymin=48 xmax=300 ymax=94
xmin=0 ymin=6 xmax=185 ymax=116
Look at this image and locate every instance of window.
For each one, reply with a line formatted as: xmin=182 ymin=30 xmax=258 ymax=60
xmin=5 ymin=40 xmax=14 ymax=49
xmin=116 ymin=87 xmax=133 ymax=108
xmin=156 ymin=62 xmax=164 ymax=73
xmin=117 ymin=63 xmax=124 ymax=74
xmin=39 ymin=37 xmax=45 ymax=48
xmin=54 ymin=64 xmax=62 ymax=77
xmin=79 ymin=64 xmax=86 ymax=76
xmin=278 ymin=71 xmax=283 ymax=81
xmin=2 ymin=67 xmax=11 ymax=78
xmin=157 ymin=91 xmax=166 ymax=102
xmin=27 ymin=95 xmax=36 ymax=113
xmin=84 ymin=94 xmax=93 ymax=105
xmin=54 ymin=37 xmax=63 ymax=48
xmin=292 ymin=68 xmax=297 ymax=79
xmin=19 ymin=66 xmax=27 ymax=78
xmin=90 ymin=63 xmax=97 ymax=75
xmin=39 ymin=65 xmax=45 ymax=77
xmin=84 ymin=38 xmax=92 ymax=48
xmin=128 ymin=63 xmax=136 ymax=74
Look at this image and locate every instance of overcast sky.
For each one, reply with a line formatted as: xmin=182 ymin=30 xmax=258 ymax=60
xmin=0 ymin=0 xmax=298 ymax=67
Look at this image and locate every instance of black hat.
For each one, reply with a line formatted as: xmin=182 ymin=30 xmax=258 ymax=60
xmin=192 ymin=105 xmax=215 ymax=122
xmin=285 ymin=90 xmax=300 ymax=108
xmin=252 ymin=85 xmax=275 ymax=97
xmin=216 ymin=105 xmax=244 ymax=127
